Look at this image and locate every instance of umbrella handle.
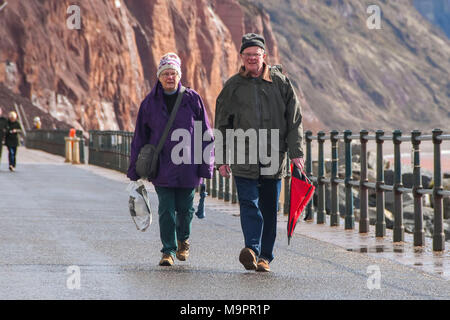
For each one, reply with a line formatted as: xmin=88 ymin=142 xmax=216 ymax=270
xmin=300 ymin=169 xmax=313 ymax=184
xmin=290 ymin=163 xmax=313 ymax=184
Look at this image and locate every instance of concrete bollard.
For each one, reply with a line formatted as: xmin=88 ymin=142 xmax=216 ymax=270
xmin=65 ymin=137 xmax=73 ymax=163
xmin=72 ymin=137 xmax=81 ymax=164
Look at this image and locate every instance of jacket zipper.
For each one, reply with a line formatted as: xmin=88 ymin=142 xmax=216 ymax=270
xmin=254 ymin=79 xmax=263 ymax=175
xmin=253 ymin=79 xmax=262 ymax=129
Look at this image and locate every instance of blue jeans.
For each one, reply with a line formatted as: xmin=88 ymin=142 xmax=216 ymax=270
xmin=234 ymin=176 xmax=281 ymax=263
xmin=8 ymin=146 xmax=17 ymax=168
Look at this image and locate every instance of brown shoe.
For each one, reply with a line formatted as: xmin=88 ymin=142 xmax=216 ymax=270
xmin=256 ymin=259 xmax=270 ymax=272
xmin=239 ymin=247 xmax=257 ymax=270
xmin=176 ymin=239 xmax=190 ymax=261
xmin=159 ymin=253 xmax=174 ymax=266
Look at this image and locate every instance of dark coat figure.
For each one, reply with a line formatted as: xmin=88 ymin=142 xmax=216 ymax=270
xmin=5 ymin=120 xmax=20 ymax=147
xmin=5 ymin=118 xmax=21 ymax=171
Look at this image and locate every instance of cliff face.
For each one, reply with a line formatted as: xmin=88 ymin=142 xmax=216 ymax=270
xmin=0 ymin=0 xmax=281 ymax=131
xmin=248 ymin=0 xmax=450 ymax=131
xmin=0 ymin=0 xmax=148 ymax=131
xmin=2 ymin=0 xmax=447 ymax=134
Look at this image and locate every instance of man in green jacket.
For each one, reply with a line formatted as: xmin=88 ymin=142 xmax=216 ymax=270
xmin=215 ymin=33 xmax=305 ymax=272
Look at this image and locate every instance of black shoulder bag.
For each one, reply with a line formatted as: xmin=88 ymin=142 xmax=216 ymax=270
xmin=135 ymin=86 xmax=186 ymax=179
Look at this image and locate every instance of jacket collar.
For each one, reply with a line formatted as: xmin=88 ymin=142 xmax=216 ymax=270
xmin=239 ymin=62 xmax=272 ymax=82
xmin=150 ymin=80 xmax=182 ymax=99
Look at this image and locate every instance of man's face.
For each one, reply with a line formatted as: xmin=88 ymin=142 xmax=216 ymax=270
xmin=240 ymin=46 xmax=266 ymax=75
xmin=159 ymin=68 xmax=180 ymax=92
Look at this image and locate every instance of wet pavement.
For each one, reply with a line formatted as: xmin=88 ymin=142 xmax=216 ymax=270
xmin=286 ymin=216 xmax=450 ymax=280
xmin=0 ymin=147 xmax=449 ymax=300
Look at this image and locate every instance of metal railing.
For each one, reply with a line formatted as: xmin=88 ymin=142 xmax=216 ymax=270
xmin=304 ymin=129 xmax=449 ymax=252
xmin=86 ymin=129 xmax=448 ymax=252
xmin=26 ymin=129 xmax=85 ymax=163
xmin=88 ymin=130 xmax=133 ymax=173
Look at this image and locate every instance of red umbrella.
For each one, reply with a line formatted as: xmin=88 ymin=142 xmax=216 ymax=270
xmin=287 ymin=164 xmax=315 ymax=245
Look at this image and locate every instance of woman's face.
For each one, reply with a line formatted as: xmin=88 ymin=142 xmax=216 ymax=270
xmin=159 ymin=68 xmax=180 ymax=92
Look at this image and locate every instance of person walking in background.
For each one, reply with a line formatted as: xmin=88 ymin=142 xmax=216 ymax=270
xmin=127 ymin=53 xmax=214 ymax=267
xmin=33 ymin=117 xmax=41 ymax=129
xmin=215 ymin=33 xmax=304 ymax=272
xmin=0 ymin=107 xmax=7 ymax=168
xmin=5 ymin=111 xmax=22 ymax=172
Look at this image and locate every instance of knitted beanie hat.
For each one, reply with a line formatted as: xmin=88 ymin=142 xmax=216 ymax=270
xmin=240 ymin=33 xmax=265 ymax=53
xmin=157 ymin=52 xmax=182 ymax=78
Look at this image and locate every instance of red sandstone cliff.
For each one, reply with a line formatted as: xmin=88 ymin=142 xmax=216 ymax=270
xmin=0 ymin=0 xmax=288 ymax=131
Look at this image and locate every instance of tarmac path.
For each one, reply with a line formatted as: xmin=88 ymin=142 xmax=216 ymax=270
xmin=0 ymin=147 xmax=449 ymax=300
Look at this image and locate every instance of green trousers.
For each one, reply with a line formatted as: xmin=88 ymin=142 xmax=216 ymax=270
xmin=155 ymin=186 xmax=195 ymax=257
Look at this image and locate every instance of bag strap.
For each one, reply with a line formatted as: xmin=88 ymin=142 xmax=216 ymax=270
xmin=155 ymin=86 xmax=186 ymax=154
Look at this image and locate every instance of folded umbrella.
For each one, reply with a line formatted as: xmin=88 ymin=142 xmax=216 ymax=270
xmin=287 ymin=164 xmax=315 ymax=245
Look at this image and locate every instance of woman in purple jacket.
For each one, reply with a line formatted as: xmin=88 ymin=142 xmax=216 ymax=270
xmin=127 ymin=53 xmax=214 ymax=266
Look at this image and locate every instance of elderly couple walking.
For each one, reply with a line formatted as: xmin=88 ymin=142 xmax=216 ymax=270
xmin=127 ymin=33 xmax=304 ymax=272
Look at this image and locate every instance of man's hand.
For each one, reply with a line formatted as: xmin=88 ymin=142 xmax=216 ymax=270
xmin=292 ymin=157 xmax=305 ymax=172
xmin=218 ymin=165 xmax=231 ymax=178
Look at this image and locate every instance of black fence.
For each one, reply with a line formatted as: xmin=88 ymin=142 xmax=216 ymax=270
xmin=25 ymin=129 xmax=85 ymax=163
xmin=304 ymin=129 xmax=449 ymax=251
xmin=86 ymin=129 xmax=448 ymax=252
xmin=88 ymin=130 xmax=133 ymax=173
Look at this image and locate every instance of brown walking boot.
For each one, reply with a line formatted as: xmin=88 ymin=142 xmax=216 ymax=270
xmin=159 ymin=253 xmax=174 ymax=266
xmin=176 ymin=239 xmax=190 ymax=261
xmin=256 ymin=258 xmax=270 ymax=272
xmin=239 ymin=247 xmax=257 ymax=270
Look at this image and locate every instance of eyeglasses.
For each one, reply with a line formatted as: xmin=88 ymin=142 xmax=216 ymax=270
xmin=241 ymin=52 xmax=264 ymax=59
xmin=160 ymin=71 xmax=178 ymax=78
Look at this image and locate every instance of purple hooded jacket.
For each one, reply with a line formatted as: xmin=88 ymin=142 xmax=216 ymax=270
xmin=127 ymin=81 xmax=214 ymax=187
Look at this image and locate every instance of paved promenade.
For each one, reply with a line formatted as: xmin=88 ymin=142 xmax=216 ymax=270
xmin=0 ymin=147 xmax=449 ymax=300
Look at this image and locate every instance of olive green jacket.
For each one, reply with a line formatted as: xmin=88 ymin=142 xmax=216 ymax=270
xmin=214 ymin=63 xmax=304 ymax=179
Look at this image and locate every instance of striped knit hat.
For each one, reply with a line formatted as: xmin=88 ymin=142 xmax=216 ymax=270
xmin=156 ymin=52 xmax=182 ymax=78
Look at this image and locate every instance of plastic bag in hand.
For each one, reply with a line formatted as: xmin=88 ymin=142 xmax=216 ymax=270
xmin=127 ymin=180 xmax=152 ymax=231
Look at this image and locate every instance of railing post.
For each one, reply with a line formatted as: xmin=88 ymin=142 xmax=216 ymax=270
xmin=344 ymin=130 xmax=354 ymax=229
xmin=224 ymin=176 xmax=230 ymax=202
xmin=432 ymin=128 xmax=445 ymax=251
xmin=231 ymin=175 xmax=238 ymax=204
xmin=411 ymin=130 xmax=425 ymax=247
xmin=212 ymin=168 xmax=217 ymax=198
xmin=330 ymin=130 xmax=340 ymax=226
xmin=359 ymin=130 xmax=369 ymax=233
xmin=284 ymin=158 xmax=291 ymax=215
xmin=218 ymin=173 xmax=224 ymax=200
xmin=305 ymin=130 xmax=314 ymax=221
xmin=393 ymin=130 xmax=404 ymax=243
xmin=206 ymin=177 xmax=211 ymax=197
xmin=65 ymin=137 xmax=73 ymax=163
xmin=375 ymin=130 xmax=386 ymax=237
xmin=80 ymin=136 xmax=86 ymax=164
xmin=72 ymin=137 xmax=81 ymax=164
xmin=317 ymin=131 xmax=326 ymax=224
